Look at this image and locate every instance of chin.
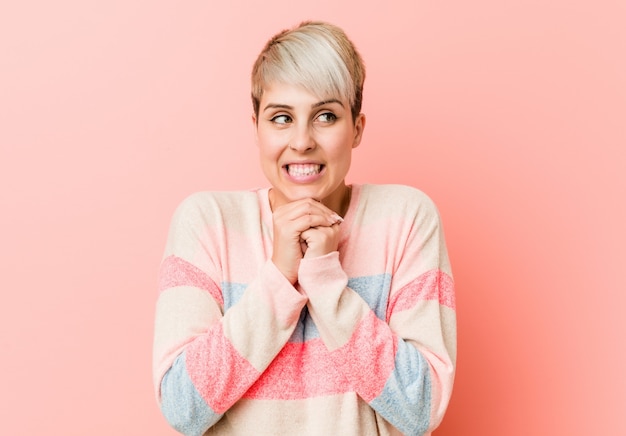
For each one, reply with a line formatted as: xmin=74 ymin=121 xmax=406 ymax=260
xmin=273 ymin=184 xmax=326 ymax=203
xmin=287 ymin=188 xmax=325 ymax=202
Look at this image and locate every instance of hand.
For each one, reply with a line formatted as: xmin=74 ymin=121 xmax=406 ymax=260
xmin=301 ymin=222 xmax=341 ymax=259
xmin=271 ymin=198 xmax=342 ymax=284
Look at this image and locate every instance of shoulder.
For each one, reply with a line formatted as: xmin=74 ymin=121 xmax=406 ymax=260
xmin=178 ymin=190 xmax=259 ymax=209
xmin=359 ymin=184 xmax=440 ymax=218
xmin=361 ymin=184 xmax=432 ymax=202
xmin=171 ymin=189 xmax=261 ymax=226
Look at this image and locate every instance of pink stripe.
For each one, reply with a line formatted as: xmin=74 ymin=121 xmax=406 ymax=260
xmin=333 ymin=311 xmax=397 ymax=402
xmin=243 ymin=340 xmax=349 ymax=400
xmin=159 ymin=255 xmax=223 ymax=306
xmin=244 ymin=314 xmax=397 ymax=402
xmin=387 ymin=270 xmax=455 ymax=319
xmin=239 ymin=312 xmax=396 ymax=401
xmin=186 ymin=323 xmax=260 ymax=413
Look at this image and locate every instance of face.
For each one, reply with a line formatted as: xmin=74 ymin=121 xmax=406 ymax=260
xmin=253 ymin=82 xmax=365 ymax=213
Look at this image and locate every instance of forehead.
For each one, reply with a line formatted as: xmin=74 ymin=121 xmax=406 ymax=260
xmin=260 ymin=82 xmax=347 ymax=109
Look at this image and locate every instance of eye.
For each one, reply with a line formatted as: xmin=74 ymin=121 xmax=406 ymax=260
xmin=271 ymin=114 xmax=292 ymax=125
xmin=316 ymin=112 xmax=337 ymax=123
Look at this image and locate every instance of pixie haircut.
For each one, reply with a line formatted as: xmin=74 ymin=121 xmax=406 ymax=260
xmin=251 ymin=21 xmax=366 ymax=121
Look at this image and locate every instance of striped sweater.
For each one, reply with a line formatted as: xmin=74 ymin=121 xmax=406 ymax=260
xmin=153 ymin=184 xmax=456 ymax=436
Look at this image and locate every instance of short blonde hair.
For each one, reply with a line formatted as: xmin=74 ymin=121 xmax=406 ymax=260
xmin=251 ymin=21 xmax=365 ymax=121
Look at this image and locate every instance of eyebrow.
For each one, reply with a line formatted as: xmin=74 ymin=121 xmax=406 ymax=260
xmin=262 ymin=98 xmax=344 ymax=113
xmin=313 ymin=99 xmax=344 ymax=108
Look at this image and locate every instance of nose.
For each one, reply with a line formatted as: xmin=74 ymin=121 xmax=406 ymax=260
xmin=289 ymin=123 xmax=316 ymax=152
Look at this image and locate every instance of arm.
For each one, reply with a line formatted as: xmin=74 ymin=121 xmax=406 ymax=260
xmin=153 ymin=194 xmax=307 ymax=436
xmin=298 ymin=192 xmax=456 ymax=435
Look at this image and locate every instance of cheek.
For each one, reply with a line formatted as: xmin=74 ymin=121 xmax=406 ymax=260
xmin=257 ymin=137 xmax=279 ymax=158
xmin=327 ymin=133 xmax=355 ymax=158
xmin=257 ymin=130 xmax=286 ymax=156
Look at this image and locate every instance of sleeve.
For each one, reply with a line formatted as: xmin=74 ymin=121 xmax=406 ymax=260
xmin=152 ymin=194 xmax=307 ymax=436
xmin=297 ymin=193 xmax=456 ymax=436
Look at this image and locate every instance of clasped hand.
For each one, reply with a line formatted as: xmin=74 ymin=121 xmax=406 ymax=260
xmin=271 ymin=198 xmax=343 ymax=284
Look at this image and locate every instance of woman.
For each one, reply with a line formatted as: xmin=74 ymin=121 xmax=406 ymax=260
xmin=153 ymin=21 xmax=456 ymax=436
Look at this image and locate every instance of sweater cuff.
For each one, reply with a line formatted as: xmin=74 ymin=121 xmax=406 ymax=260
xmin=298 ymin=252 xmax=348 ymax=296
xmin=260 ymin=260 xmax=308 ymax=326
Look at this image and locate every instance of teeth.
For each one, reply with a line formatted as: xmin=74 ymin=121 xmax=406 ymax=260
xmin=287 ymin=164 xmax=321 ymax=177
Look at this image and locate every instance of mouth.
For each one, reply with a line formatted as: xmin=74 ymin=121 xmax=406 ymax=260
xmin=285 ymin=163 xmax=324 ymax=177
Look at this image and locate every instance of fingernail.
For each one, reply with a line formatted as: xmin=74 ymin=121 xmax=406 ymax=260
xmin=331 ymin=214 xmax=344 ymax=223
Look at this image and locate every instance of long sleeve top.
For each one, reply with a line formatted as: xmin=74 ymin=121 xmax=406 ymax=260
xmin=153 ymin=184 xmax=456 ymax=436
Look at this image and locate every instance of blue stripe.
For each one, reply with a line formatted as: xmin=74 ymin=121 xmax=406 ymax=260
xmin=160 ymin=352 xmax=221 ymax=436
xmin=369 ymin=340 xmax=431 ymax=435
xmin=347 ymin=274 xmax=391 ymax=320
xmin=222 ymin=275 xmax=392 ymax=344
xmin=288 ymin=305 xmax=320 ymax=342
xmin=221 ymin=282 xmax=247 ymax=310
xmin=222 ymin=274 xmax=391 ymax=317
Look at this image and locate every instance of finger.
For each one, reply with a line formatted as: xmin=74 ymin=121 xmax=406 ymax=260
xmin=289 ymin=213 xmax=337 ymax=232
xmin=275 ymin=200 xmax=340 ymax=226
xmin=275 ymin=198 xmax=336 ymax=217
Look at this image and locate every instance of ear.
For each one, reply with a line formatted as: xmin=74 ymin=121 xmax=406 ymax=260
xmin=352 ymin=113 xmax=366 ymax=149
xmin=251 ymin=113 xmax=259 ymax=143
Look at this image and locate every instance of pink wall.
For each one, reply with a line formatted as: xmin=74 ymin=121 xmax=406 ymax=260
xmin=1 ymin=1 xmax=624 ymax=434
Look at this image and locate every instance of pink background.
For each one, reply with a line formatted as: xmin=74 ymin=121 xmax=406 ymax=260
xmin=1 ymin=1 xmax=624 ymax=434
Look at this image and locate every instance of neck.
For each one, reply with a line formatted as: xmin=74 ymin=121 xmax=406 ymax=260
xmin=268 ymin=183 xmax=352 ymax=217
xmin=322 ymin=183 xmax=352 ymax=217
